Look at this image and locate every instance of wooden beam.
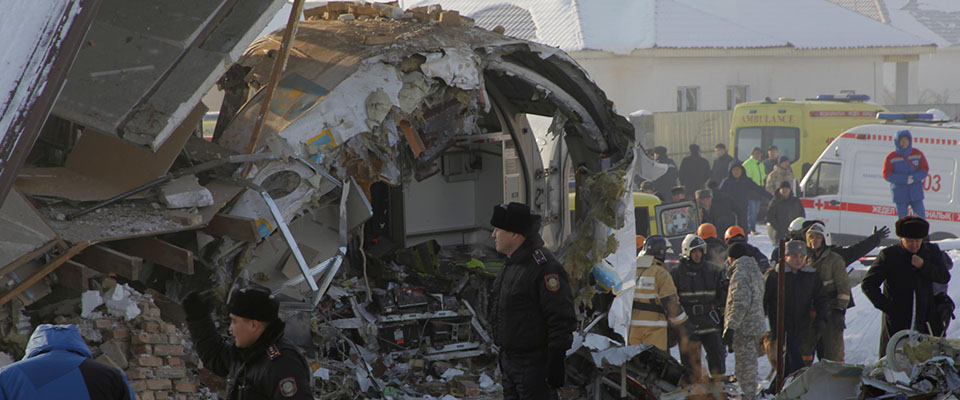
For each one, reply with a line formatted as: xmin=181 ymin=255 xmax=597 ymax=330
xmin=73 ymin=245 xmax=142 ymax=281
xmin=0 ymin=240 xmax=59 ymax=278
xmin=56 ymin=260 xmax=94 ymax=291
xmin=202 ymin=213 xmax=259 ymax=243
xmin=0 ymin=242 xmax=90 ymax=308
xmin=112 ymin=237 xmax=194 ymax=275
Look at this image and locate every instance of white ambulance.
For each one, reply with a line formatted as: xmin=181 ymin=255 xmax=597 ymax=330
xmin=798 ymin=112 xmax=960 ymax=244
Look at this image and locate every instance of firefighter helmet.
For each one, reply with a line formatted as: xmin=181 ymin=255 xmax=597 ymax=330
xmin=805 ymin=222 xmax=832 ymax=246
xmin=788 ymin=217 xmax=806 ymax=234
xmin=681 ymin=234 xmax=707 ymax=259
xmin=641 ymin=235 xmax=670 ymax=261
xmin=724 ymin=226 xmax=746 ymax=244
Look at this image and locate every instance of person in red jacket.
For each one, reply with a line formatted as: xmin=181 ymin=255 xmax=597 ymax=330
xmin=882 ymin=130 xmax=929 ymax=219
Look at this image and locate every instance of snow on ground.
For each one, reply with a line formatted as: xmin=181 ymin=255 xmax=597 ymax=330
xmin=670 ymin=225 xmax=960 ymax=389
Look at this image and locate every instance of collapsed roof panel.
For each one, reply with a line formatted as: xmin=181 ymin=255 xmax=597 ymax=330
xmin=50 ymin=0 xmax=286 ymax=151
xmin=0 ymin=0 xmax=101 ymax=207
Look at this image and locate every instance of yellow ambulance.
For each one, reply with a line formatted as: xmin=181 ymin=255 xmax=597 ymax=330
xmin=729 ymin=94 xmax=887 ymax=176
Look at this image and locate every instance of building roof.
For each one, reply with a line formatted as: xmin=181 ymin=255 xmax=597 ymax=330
xmin=399 ymin=0 xmax=934 ymax=54
xmin=878 ymin=0 xmax=960 ymax=46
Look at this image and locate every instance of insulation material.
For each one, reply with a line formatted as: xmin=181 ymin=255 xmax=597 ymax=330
xmin=418 ymin=48 xmax=482 ymax=90
xmin=605 ymin=149 xmax=640 ymax=342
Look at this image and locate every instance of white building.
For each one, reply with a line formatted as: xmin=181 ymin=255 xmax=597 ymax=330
xmin=400 ymin=0 xmax=937 ymax=114
xmin=830 ymin=0 xmax=960 ymax=106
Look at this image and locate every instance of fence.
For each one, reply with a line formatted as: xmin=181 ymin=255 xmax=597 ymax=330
xmin=649 ymin=110 xmax=732 ymax=162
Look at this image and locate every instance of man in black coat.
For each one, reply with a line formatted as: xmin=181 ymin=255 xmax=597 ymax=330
xmin=766 ymin=181 xmax=805 ymax=242
xmin=711 ymin=144 xmax=737 ymax=187
xmin=762 ymin=146 xmax=780 ymax=175
xmin=183 ymin=286 xmax=312 ymax=400
xmin=652 ymin=146 xmax=679 ymax=197
xmin=490 ymin=203 xmax=576 ymax=399
xmin=719 ymin=164 xmax=772 ymax=232
xmin=764 ymin=241 xmax=829 ymax=378
xmin=705 ymin=181 xmax=743 ymax=236
xmin=680 ymin=144 xmax=711 ymax=198
xmin=862 ymin=216 xmax=951 ymax=357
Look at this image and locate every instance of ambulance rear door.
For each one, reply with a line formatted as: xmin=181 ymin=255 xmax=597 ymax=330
xmin=800 ymin=153 xmax=844 ymax=237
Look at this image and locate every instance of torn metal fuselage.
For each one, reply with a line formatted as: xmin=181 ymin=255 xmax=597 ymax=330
xmin=213 ymin=16 xmax=634 ymax=300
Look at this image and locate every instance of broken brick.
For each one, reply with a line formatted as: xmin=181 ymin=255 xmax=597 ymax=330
xmin=146 ymin=379 xmax=172 ymax=390
xmin=135 ymin=356 xmax=164 ymax=367
xmin=438 ymin=11 xmax=460 ymax=27
xmin=175 ymin=381 xmax=197 ymax=393
xmin=132 ymin=333 xmax=166 ymax=345
xmin=154 ymin=344 xmax=185 ymax=356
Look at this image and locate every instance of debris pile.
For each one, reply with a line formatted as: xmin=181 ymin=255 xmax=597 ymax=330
xmin=1 ymin=0 xmax=642 ymax=398
xmin=62 ymin=279 xmax=208 ymax=400
xmin=775 ymin=330 xmax=960 ymax=399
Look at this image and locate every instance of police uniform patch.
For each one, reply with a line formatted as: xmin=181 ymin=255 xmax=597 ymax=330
xmin=279 ymin=377 xmax=297 ymax=397
xmin=533 ymin=249 xmax=547 ymax=265
xmin=266 ymin=344 xmax=282 ymax=360
xmin=544 ymin=273 xmax=560 ymax=292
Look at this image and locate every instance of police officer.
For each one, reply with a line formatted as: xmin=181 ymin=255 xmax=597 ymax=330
xmin=182 ymin=286 xmax=311 ymax=400
xmin=630 ymin=235 xmax=689 ymax=351
xmin=0 ymin=324 xmax=136 ymax=399
xmin=671 ymin=234 xmax=727 ymax=382
xmin=489 ymin=202 xmax=576 ymax=399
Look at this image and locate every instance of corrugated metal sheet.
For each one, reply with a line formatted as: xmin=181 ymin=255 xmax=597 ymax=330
xmin=652 ymin=110 xmax=731 ymax=161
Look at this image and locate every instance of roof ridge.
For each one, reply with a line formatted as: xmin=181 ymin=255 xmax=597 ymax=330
xmin=569 ymin=0 xmax=587 ymax=52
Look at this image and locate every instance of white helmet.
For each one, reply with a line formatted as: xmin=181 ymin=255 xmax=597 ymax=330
xmin=681 ymin=234 xmax=707 ymax=259
xmin=788 ymin=217 xmax=806 ymax=234
xmin=805 ymin=223 xmax=832 ymax=246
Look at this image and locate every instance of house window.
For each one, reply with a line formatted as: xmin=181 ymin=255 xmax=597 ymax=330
xmin=727 ymin=85 xmax=748 ymax=110
xmin=677 ymin=87 xmax=700 ymax=111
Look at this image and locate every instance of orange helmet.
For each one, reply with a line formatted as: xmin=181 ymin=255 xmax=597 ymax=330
xmin=697 ymin=223 xmax=718 ymax=240
xmin=724 ymin=226 xmax=746 ymax=243
xmin=635 ymin=235 xmax=646 ymax=250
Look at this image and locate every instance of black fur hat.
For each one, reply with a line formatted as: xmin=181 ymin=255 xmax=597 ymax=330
xmin=491 ymin=202 xmax=541 ymax=236
xmin=895 ymin=216 xmax=929 ymax=239
xmin=228 ymin=286 xmax=279 ymax=322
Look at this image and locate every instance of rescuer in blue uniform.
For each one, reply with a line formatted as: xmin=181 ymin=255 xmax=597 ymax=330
xmin=0 ymin=324 xmax=135 ymax=399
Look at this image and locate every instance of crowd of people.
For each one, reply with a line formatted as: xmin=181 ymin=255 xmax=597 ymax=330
xmin=627 ymin=213 xmax=954 ymax=399
xmin=641 ymin=143 xmax=805 ymax=239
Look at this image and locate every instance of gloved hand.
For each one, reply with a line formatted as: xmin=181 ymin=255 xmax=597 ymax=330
xmin=547 ymin=347 xmax=566 ymax=387
xmin=182 ymin=290 xmax=217 ymax=321
xmin=722 ymin=328 xmax=735 ymax=352
xmin=908 ymin=176 xmax=915 ymax=185
xmin=873 ymin=225 xmax=890 ymax=240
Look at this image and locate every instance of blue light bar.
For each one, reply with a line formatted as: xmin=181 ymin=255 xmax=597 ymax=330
xmin=814 ymin=93 xmax=871 ymax=101
xmin=876 ymin=112 xmax=934 ymax=120
xmin=748 ymin=110 xmax=757 ymax=114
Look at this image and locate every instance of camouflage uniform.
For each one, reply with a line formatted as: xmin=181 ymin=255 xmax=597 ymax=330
xmin=724 ymin=256 xmax=765 ymax=400
xmin=764 ymin=164 xmax=795 ymax=195
xmin=806 ymin=246 xmax=850 ymax=362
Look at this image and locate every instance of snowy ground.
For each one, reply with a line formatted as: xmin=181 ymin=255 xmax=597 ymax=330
xmin=671 ymin=225 xmax=960 ymax=388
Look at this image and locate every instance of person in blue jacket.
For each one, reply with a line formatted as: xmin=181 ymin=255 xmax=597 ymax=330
xmin=0 ymin=324 xmax=135 ymax=399
xmin=882 ymin=129 xmax=929 ymax=219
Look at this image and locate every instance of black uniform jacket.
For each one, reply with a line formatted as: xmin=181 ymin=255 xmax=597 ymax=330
xmin=491 ymin=234 xmax=576 ymax=353
xmin=862 ymin=242 xmax=951 ymax=334
xmin=187 ymin=317 xmax=312 ymax=400
xmin=671 ymin=259 xmax=726 ymax=335
xmin=764 ymin=265 xmax=828 ymax=340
